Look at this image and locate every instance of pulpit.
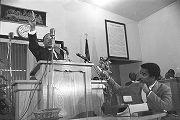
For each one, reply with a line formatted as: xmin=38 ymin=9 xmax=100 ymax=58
xmin=12 ymin=80 xmax=40 ymax=120
xmin=30 ymin=60 xmax=94 ymax=119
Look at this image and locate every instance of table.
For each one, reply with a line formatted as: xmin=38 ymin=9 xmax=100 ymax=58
xmin=31 ymin=112 xmax=166 ymax=120
xmin=71 ymin=113 xmax=166 ymax=120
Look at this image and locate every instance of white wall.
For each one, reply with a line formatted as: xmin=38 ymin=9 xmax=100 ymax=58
xmin=139 ymin=0 xmax=180 ymax=77
xmin=2 ymin=0 xmax=179 ymax=83
xmin=0 ymin=0 xmax=141 ymax=65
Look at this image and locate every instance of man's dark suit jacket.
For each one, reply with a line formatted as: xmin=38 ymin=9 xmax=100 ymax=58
xmin=28 ymin=33 xmax=63 ymax=62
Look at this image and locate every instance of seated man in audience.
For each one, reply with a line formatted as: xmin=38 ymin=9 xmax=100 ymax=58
xmin=28 ymin=11 xmax=64 ymax=61
xmin=107 ymin=63 xmax=172 ymax=114
xmin=125 ymin=72 xmax=137 ymax=86
xmin=165 ymin=69 xmax=175 ymax=79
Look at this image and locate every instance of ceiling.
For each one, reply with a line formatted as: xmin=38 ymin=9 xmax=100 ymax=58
xmin=81 ymin=0 xmax=177 ymax=21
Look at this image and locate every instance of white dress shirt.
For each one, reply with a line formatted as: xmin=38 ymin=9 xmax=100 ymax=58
xmin=141 ymin=81 xmax=157 ymax=103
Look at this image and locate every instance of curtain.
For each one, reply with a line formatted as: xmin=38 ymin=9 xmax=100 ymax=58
xmin=0 ymin=42 xmax=27 ymax=81
xmin=0 ymin=37 xmax=36 ymax=102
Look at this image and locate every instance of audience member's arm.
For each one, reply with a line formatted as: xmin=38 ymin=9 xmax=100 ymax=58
xmin=107 ymin=78 xmax=128 ymax=95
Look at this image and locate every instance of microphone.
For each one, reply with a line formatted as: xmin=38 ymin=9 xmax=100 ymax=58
xmin=8 ymin=32 xmax=13 ymax=47
xmin=8 ymin=32 xmax=13 ymax=50
xmin=8 ymin=32 xmax=14 ymax=39
xmin=54 ymin=45 xmax=70 ymax=61
xmin=63 ymin=47 xmax=69 ymax=55
xmin=50 ymin=28 xmax=55 ymax=47
xmin=76 ymin=53 xmax=90 ymax=63
xmin=54 ymin=45 xmax=68 ymax=55
xmin=50 ymin=28 xmax=55 ymax=37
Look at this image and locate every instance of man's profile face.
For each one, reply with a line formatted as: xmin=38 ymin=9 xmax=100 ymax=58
xmin=43 ymin=33 xmax=52 ymax=48
xmin=139 ymin=68 xmax=151 ymax=84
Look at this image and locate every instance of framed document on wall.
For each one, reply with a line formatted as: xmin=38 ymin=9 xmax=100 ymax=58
xmin=105 ymin=20 xmax=129 ymax=60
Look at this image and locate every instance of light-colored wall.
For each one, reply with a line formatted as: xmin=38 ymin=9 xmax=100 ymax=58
xmin=0 ymin=0 xmax=141 ymax=67
xmin=1 ymin=0 xmax=180 ymax=83
xmin=138 ymin=0 xmax=180 ymax=77
xmin=119 ymin=1 xmax=180 ymax=85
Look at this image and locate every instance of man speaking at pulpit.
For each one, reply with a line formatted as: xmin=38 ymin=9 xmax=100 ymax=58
xmin=28 ymin=11 xmax=64 ymax=61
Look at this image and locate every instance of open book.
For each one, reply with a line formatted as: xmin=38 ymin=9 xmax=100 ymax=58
xmin=117 ymin=103 xmax=149 ymax=117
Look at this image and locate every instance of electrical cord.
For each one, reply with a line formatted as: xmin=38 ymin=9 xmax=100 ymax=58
xmin=19 ymin=61 xmax=49 ymax=120
xmin=24 ymin=98 xmax=42 ymax=120
xmin=19 ymin=55 xmax=51 ymax=120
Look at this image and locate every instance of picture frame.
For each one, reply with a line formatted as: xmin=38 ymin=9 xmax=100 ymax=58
xmin=0 ymin=4 xmax=46 ymax=26
xmin=105 ymin=20 xmax=129 ymax=60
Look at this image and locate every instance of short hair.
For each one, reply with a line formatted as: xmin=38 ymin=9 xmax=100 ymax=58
xmin=141 ymin=63 xmax=160 ymax=79
xmin=168 ymin=69 xmax=175 ymax=75
xmin=42 ymin=33 xmax=50 ymax=42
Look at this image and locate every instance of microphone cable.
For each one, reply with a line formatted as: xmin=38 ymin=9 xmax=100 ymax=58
xmin=19 ymin=55 xmax=51 ymax=120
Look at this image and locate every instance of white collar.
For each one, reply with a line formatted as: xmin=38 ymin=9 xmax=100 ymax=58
xmin=47 ymin=48 xmax=52 ymax=50
xmin=149 ymin=80 xmax=157 ymax=90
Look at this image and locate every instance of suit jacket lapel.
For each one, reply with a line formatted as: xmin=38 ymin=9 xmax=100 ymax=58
xmin=151 ymin=82 xmax=162 ymax=94
xmin=54 ymin=49 xmax=63 ymax=60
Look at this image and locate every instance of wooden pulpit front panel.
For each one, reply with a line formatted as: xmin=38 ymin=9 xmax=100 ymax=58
xmin=34 ymin=61 xmax=94 ymax=119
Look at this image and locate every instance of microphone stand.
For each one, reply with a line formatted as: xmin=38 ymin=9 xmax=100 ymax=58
xmin=63 ymin=47 xmax=70 ymax=62
xmin=49 ymin=28 xmax=55 ymax=109
xmin=76 ymin=53 xmax=91 ymax=63
xmin=8 ymin=32 xmax=14 ymax=113
xmin=8 ymin=33 xmax=13 ymax=80
xmin=55 ymin=46 xmax=70 ymax=61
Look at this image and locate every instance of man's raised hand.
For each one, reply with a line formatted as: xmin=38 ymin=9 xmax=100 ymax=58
xmin=28 ymin=11 xmax=36 ymax=31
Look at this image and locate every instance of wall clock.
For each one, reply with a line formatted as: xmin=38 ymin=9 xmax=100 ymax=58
xmin=17 ymin=25 xmax=31 ymax=39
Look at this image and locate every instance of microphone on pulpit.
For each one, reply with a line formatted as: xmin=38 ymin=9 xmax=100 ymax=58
xmin=50 ymin=28 xmax=55 ymax=60
xmin=76 ymin=53 xmax=90 ymax=63
xmin=55 ymin=45 xmax=70 ymax=61
xmin=63 ymin=47 xmax=69 ymax=56
xmin=50 ymin=28 xmax=55 ymax=47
